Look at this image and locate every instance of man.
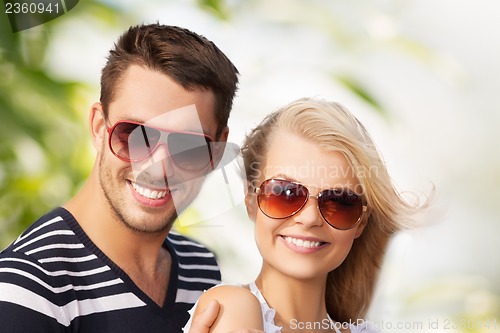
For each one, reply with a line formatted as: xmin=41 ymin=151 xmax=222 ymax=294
xmin=0 ymin=23 xmax=239 ymax=332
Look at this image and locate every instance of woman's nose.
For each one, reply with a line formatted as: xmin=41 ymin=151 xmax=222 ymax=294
xmin=292 ymin=197 xmax=324 ymax=228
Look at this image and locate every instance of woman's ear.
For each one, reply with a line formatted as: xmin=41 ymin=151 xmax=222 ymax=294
xmin=89 ymin=102 xmax=106 ymax=152
xmin=353 ymin=209 xmax=371 ymax=239
xmin=244 ymin=181 xmax=258 ymax=222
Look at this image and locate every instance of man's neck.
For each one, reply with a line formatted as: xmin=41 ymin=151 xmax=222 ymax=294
xmin=64 ymin=172 xmax=172 ymax=306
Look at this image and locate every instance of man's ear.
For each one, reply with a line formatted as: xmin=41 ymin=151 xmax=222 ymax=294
xmin=212 ymin=126 xmax=230 ymax=168
xmin=217 ymin=126 xmax=229 ymax=143
xmin=244 ymin=181 xmax=258 ymax=222
xmin=89 ymin=102 xmax=106 ymax=152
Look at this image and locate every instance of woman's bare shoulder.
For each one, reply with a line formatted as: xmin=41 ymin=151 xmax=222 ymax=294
xmin=195 ymin=285 xmax=264 ymax=333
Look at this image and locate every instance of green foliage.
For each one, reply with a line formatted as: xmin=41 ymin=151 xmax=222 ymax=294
xmin=197 ymin=0 xmax=230 ymax=20
xmin=0 ymin=0 xmax=127 ymax=248
xmin=0 ymin=35 xmax=83 ymax=247
xmin=336 ymin=75 xmax=387 ymax=118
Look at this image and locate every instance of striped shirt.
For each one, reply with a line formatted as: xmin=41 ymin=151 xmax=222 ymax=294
xmin=0 ymin=207 xmax=221 ymax=332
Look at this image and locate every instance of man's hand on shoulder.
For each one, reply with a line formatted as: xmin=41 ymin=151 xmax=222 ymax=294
xmin=188 ymin=299 xmax=265 ymax=333
xmin=188 ymin=300 xmax=219 ymax=333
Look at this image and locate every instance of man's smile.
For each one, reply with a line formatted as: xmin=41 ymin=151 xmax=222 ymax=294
xmin=130 ymin=180 xmax=170 ymax=200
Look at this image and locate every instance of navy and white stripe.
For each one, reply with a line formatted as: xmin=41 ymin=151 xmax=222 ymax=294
xmin=0 ymin=207 xmax=221 ymax=332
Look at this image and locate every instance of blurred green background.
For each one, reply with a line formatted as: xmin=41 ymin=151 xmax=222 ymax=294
xmin=1 ymin=1 xmax=499 ymax=332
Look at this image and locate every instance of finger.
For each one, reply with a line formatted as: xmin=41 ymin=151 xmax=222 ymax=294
xmin=188 ymin=300 xmax=220 ymax=333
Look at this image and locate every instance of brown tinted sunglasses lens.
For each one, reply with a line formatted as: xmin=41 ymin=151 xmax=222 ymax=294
xmin=257 ymin=179 xmax=308 ymax=218
xmin=318 ymin=190 xmax=364 ymax=229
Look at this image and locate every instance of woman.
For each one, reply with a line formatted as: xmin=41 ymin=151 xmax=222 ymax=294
xmin=185 ymin=98 xmax=423 ymax=333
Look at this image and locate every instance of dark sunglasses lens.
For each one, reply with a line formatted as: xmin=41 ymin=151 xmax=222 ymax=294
xmin=168 ymin=132 xmax=212 ymax=171
xmin=258 ymin=180 xmax=308 ymax=218
xmin=318 ymin=190 xmax=363 ymax=229
xmin=111 ymin=123 xmax=161 ymax=161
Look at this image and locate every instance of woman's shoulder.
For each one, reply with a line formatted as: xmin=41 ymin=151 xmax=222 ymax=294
xmin=195 ymin=284 xmax=264 ymax=333
xmin=201 ymin=284 xmax=262 ymax=307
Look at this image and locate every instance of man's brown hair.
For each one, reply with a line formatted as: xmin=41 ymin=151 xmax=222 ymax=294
xmin=100 ymin=23 xmax=239 ymax=137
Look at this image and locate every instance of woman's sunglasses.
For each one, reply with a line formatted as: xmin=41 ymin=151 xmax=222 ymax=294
xmin=254 ymin=179 xmax=367 ymax=230
xmin=107 ymin=120 xmax=214 ymax=171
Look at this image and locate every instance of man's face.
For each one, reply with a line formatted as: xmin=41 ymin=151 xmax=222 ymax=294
xmin=96 ymin=65 xmax=221 ymax=233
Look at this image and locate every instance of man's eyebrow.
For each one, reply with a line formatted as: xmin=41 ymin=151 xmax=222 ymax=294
xmin=113 ymin=116 xmax=143 ymax=123
xmin=114 ymin=117 xmax=212 ymax=136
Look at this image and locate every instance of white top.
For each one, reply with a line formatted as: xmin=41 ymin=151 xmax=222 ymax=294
xmin=184 ymin=282 xmax=381 ymax=333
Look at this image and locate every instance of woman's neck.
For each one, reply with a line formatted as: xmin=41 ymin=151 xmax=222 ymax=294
xmin=255 ymin=268 xmax=334 ymax=332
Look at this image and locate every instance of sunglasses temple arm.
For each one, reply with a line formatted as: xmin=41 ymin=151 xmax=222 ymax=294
xmin=221 ymin=166 xmax=236 ymax=207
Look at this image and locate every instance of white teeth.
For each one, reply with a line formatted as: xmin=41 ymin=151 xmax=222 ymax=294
xmin=284 ymin=236 xmax=322 ymax=248
xmin=131 ymin=182 xmax=168 ymax=200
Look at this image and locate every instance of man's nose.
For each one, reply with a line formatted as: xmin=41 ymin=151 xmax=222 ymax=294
xmin=149 ymin=144 xmax=175 ymax=176
xmin=133 ymin=144 xmax=174 ymax=183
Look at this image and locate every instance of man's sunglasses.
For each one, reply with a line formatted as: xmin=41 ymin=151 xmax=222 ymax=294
xmin=107 ymin=120 xmax=214 ymax=171
xmin=254 ymin=179 xmax=367 ymax=230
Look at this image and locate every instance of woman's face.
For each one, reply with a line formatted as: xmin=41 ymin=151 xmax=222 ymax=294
xmin=248 ymin=130 xmax=366 ymax=281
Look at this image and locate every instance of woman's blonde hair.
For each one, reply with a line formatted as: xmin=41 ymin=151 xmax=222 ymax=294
xmin=241 ymin=98 xmax=421 ymax=322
